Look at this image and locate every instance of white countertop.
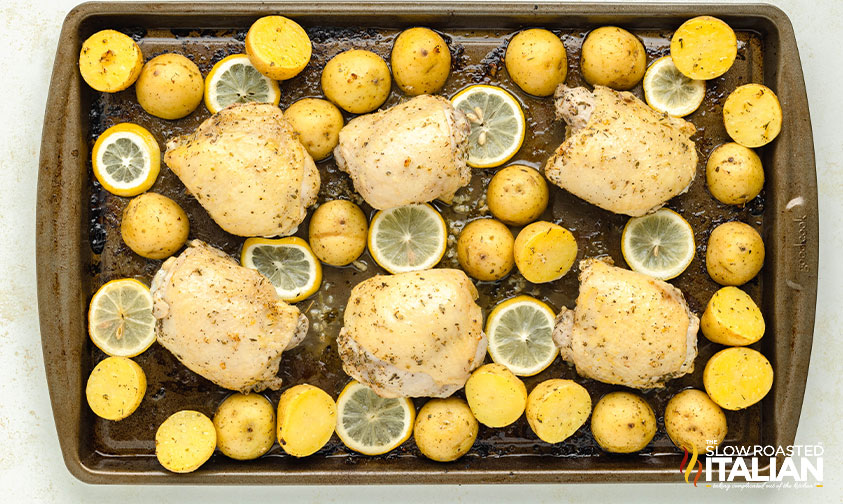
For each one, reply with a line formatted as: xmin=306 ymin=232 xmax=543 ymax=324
xmin=1 ymin=0 xmax=839 ymax=501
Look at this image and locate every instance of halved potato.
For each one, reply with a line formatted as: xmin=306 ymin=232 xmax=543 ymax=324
xmin=723 ymin=83 xmax=783 ymax=148
xmin=155 ymin=410 xmax=217 ymax=473
xmin=670 ymin=16 xmax=737 ymax=80
xmin=245 ymin=15 xmax=312 ymax=80
xmin=85 ymin=356 xmax=146 ymax=421
xmin=79 ymin=29 xmax=143 ymax=92
xmin=276 ymin=384 xmax=337 ymax=457
xmin=526 ymin=379 xmax=591 ymax=444
xmin=513 ymin=221 xmax=577 ymax=283
xmin=703 ymin=347 xmax=773 ymax=410
xmin=701 ymin=286 xmax=765 ymax=346
xmin=465 ymin=363 xmax=527 ymax=428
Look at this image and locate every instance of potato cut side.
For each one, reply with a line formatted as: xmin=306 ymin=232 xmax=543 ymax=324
xmin=514 ymin=221 xmax=577 ymax=283
xmin=276 ymin=384 xmax=337 ymax=457
xmin=701 ymin=286 xmax=765 ymax=346
xmin=526 ymin=379 xmax=591 ymax=444
xmin=246 ymin=16 xmax=312 ymax=80
xmin=465 ymin=364 xmax=527 ymax=428
xmin=670 ymin=16 xmax=737 ymax=80
xmin=704 ymin=347 xmax=773 ymax=410
xmin=79 ymin=29 xmax=143 ymax=92
xmin=155 ymin=410 xmax=217 ymax=473
xmin=723 ymin=83 xmax=783 ymax=148
xmin=85 ymin=356 xmax=147 ymax=421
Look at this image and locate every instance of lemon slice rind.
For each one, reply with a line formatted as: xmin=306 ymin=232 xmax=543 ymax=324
xmin=451 ymin=85 xmax=526 ymax=169
xmin=367 ymin=204 xmax=447 ymax=275
xmin=88 ymin=278 xmax=156 ymax=358
xmin=643 ymin=56 xmax=706 ymax=117
xmin=204 ymin=54 xmax=281 ymax=114
xmin=335 ymin=380 xmax=415 ymax=456
xmin=241 ymin=237 xmax=322 ymax=303
xmin=486 ymin=296 xmax=558 ymax=377
xmin=621 ymin=208 xmax=696 ymax=281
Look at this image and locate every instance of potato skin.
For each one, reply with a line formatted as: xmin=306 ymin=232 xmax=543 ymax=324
xmin=136 ymin=53 xmax=204 ymax=120
xmin=701 ymin=286 xmax=765 ymax=346
xmin=457 ymin=218 xmax=515 ymax=281
xmin=581 ymin=26 xmax=646 ymax=90
xmin=505 ymin=29 xmax=568 ymax=97
xmin=705 ymin=221 xmax=764 ymax=286
xmin=308 ymin=200 xmax=368 ymax=266
xmin=285 ymin=98 xmax=344 ymax=161
xmin=664 ymin=389 xmax=727 ymax=454
xmin=465 ymin=364 xmax=527 ymax=428
xmin=214 ymin=393 xmax=276 ymax=460
xmin=590 ymin=392 xmax=656 ymax=453
xmin=704 ymin=347 xmax=773 ymax=410
xmin=706 ymin=143 xmax=764 ymax=205
xmin=391 ymin=28 xmax=451 ymax=96
xmin=487 ymin=165 xmax=549 ymax=226
xmin=321 ymin=50 xmax=391 ymax=114
xmin=526 ymin=379 xmax=591 ymax=444
xmin=414 ymin=398 xmax=478 ymax=462
xmin=121 ymin=193 xmax=189 ymax=260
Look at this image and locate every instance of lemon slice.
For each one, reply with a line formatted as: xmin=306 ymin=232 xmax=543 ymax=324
xmin=368 ymin=204 xmax=447 ymax=274
xmin=204 ymin=54 xmax=281 ymax=114
xmin=451 ymin=85 xmax=526 ymax=168
xmin=88 ymin=278 xmax=156 ymax=358
xmin=643 ymin=56 xmax=706 ymax=117
xmin=621 ymin=208 xmax=696 ymax=280
xmin=92 ymin=123 xmax=160 ymax=197
xmin=486 ymin=296 xmax=558 ymax=376
xmin=335 ymin=380 xmax=415 ymax=456
xmin=241 ymin=237 xmax=322 ymax=303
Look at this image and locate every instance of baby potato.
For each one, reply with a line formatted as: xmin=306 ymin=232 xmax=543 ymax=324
xmin=465 ymin=363 xmax=527 ymax=428
xmin=701 ymin=286 xmax=765 ymax=346
xmin=670 ymin=16 xmax=737 ymax=80
xmin=514 ymin=221 xmax=577 ymax=283
xmin=285 ymin=98 xmax=344 ymax=161
xmin=391 ymin=27 xmax=451 ymax=96
xmin=245 ymin=15 xmax=312 ymax=81
xmin=487 ymin=164 xmax=549 ymax=226
xmin=706 ymin=221 xmax=765 ymax=286
xmin=321 ymin=49 xmax=391 ymax=114
xmin=704 ymin=347 xmax=774 ymax=410
xmin=723 ymin=83 xmax=783 ymax=148
xmin=276 ymin=384 xmax=337 ymax=457
xmin=85 ymin=356 xmax=146 ymax=421
xmin=526 ymin=379 xmax=591 ymax=444
xmin=136 ymin=53 xmax=204 ymax=120
xmin=664 ymin=389 xmax=727 ymax=454
xmin=581 ymin=26 xmax=646 ymax=90
xmin=590 ymin=392 xmax=656 ymax=453
xmin=414 ymin=398 xmax=478 ymax=462
xmin=121 ymin=192 xmax=189 ymax=260
xmin=706 ymin=142 xmax=764 ymax=205
xmin=308 ymin=200 xmax=368 ymax=266
xmin=505 ymin=29 xmax=568 ymax=97
xmin=155 ymin=410 xmax=217 ymax=473
xmin=457 ymin=218 xmax=515 ymax=281
xmin=213 ymin=393 xmax=276 ymax=461
xmin=79 ymin=29 xmax=143 ymax=92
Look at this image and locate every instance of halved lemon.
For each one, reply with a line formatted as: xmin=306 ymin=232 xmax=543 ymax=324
xmin=204 ymin=54 xmax=281 ymax=114
xmin=335 ymin=380 xmax=415 ymax=456
xmin=368 ymin=204 xmax=447 ymax=274
xmin=88 ymin=278 xmax=156 ymax=358
xmin=643 ymin=56 xmax=706 ymax=117
xmin=621 ymin=208 xmax=695 ymax=280
xmin=486 ymin=296 xmax=558 ymax=376
xmin=92 ymin=123 xmax=160 ymax=197
xmin=241 ymin=237 xmax=322 ymax=302
xmin=451 ymin=85 xmax=526 ymax=168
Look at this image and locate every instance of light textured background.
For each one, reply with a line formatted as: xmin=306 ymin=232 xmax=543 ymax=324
xmin=1 ymin=0 xmax=838 ymax=502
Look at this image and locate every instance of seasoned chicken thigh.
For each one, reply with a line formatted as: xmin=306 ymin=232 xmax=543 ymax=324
xmin=164 ymin=103 xmax=319 ymax=237
xmin=151 ymin=240 xmax=307 ymax=393
xmin=553 ymin=257 xmax=698 ymax=389
xmin=545 ymin=85 xmax=698 ymax=216
xmin=334 ymin=95 xmax=471 ymax=210
xmin=338 ymin=269 xmax=487 ymax=398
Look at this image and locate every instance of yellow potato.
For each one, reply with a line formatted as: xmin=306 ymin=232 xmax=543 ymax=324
xmin=706 ymin=142 xmax=764 ymax=205
xmin=391 ymin=27 xmax=451 ymax=95
xmin=701 ymin=286 xmax=765 ymax=346
xmin=321 ymin=50 xmax=391 ymax=114
xmin=457 ymin=218 xmax=515 ymax=281
xmin=276 ymin=384 xmax=337 ymax=457
xmin=121 ymin=192 xmax=189 ymax=260
xmin=670 ymin=16 xmax=737 ymax=80
xmin=155 ymin=410 xmax=217 ymax=473
xmin=525 ymin=379 xmax=591 ymax=444
xmin=704 ymin=347 xmax=773 ymax=410
xmin=706 ymin=221 xmax=765 ymax=286
xmin=79 ymin=29 xmax=143 ymax=92
xmin=285 ymin=98 xmax=344 ymax=161
xmin=505 ymin=29 xmax=568 ymax=96
xmin=136 ymin=53 xmax=204 ymax=120
xmin=664 ymin=389 xmax=727 ymax=454
xmin=465 ymin=364 xmax=527 ymax=428
xmin=213 ymin=393 xmax=276 ymax=461
xmin=308 ymin=200 xmax=368 ymax=266
xmin=487 ymin=164 xmax=549 ymax=226
xmin=581 ymin=26 xmax=646 ymax=90
xmin=245 ymin=15 xmax=312 ymax=81
xmin=85 ymin=356 xmax=146 ymax=421
xmin=413 ymin=398 xmax=478 ymax=462
xmin=513 ymin=221 xmax=577 ymax=283
xmin=590 ymin=392 xmax=656 ymax=453
xmin=723 ymin=83 xmax=783 ymax=148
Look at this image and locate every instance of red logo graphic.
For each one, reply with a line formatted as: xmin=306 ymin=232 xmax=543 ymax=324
xmin=679 ymin=446 xmax=703 ymax=486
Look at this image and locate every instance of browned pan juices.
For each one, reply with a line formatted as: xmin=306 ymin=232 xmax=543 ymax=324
xmin=87 ymin=25 xmax=765 ymax=467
